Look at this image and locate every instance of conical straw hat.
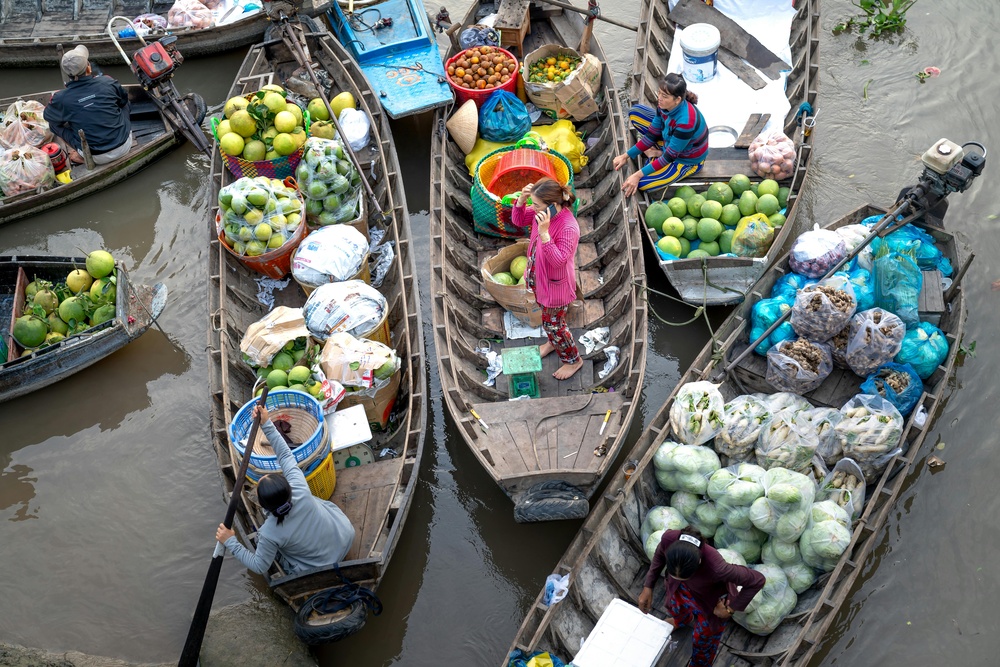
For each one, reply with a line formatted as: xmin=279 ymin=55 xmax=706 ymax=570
xmin=446 ymin=99 xmax=479 ymax=154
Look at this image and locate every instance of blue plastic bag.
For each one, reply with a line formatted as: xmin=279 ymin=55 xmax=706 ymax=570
xmin=770 ymin=272 xmax=816 ymax=301
xmin=479 ymin=89 xmax=532 ymax=143
xmin=508 ymin=649 xmax=566 ymax=667
xmin=860 ymin=362 xmax=923 ymax=416
xmin=751 ymin=296 xmax=796 ymax=356
xmin=873 ymin=245 xmax=922 ymax=328
xmin=870 ymin=223 xmax=953 ymax=276
xmin=895 ymin=321 xmax=949 ymax=379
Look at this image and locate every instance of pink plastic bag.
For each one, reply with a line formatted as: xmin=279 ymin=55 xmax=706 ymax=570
xmin=0 ymin=100 xmax=52 ymax=149
xmin=167 ymin=0 xmax=214 ymax=29
xmin=748 ymin=130 xmax=796 ymax=180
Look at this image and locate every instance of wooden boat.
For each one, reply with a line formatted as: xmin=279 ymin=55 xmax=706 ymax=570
xmin=629 ymin=0 xmax=819 ymax=305
xmin=324 ymin=0 xmax=453 ymax=118
xmin=0 ymin=85 xmax=205 ymax=227
xmin=504 ymin=199 xmax=970 ymax=664
xmin=0 ymin=255 xmax=167 ymax=403
xmin=207 ymin=24 xmax=426 ymax=641
xmin=429 ymin=1 xmax=648 ymax=522
xmin=0 ymin=2 xmax=271 ymax=68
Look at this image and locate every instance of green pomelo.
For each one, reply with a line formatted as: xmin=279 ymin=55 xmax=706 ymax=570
xmin=756 ymin=194 xmax=780 ymax=217
xmin=657 ymin=236 xmax=683 ymax=257
xmin=223 ymin=96 xmax=249 ymax=119
xmin=271 ymin=352 xmax=295 ymax=372
xmin=307 ymin=98 xmax=330 ymax=121
xmin=246 ymin=189 xmax=269 ymax=208
xmin=706 ymin=182 xmax=734 ymax=205
xmin=758 ymin=179 xmax=780 ymax=198
xmin=229 ymin=110 xmax=257 ymax=138
xmin=242 ymin=140 xmax=267 ymax=162
xmin=675 ymin=185 xmax=697 ymax=201
xmin=266 ymin=369 xmax=288 ymax=388
xmin=749 ymin=182 xmax=759 ymax=196
xmin=720 ymin=204 xmax=741 ymax=227
xmin=719 ymin=229 xmax=735 ymax=254
xmin=90 ymin=304 xmax=115 ymax=326
xmin=33 ymin=289 xmax=59 ymax=315
xmin=778 ymin=187 xmax=790 ymax=209
xmin=768 ymin=213 xmax=787 ymax=228
xmin=287 ymin=384 xmax=308 ymax=393
xmin=286 ymin=103 xmax=304 ymax=127
xmin=90 ymin=278 xmax=114 ymax=303
xmin=729 ymin=174 xmax=751 ymax=197
xmin=686 ymin=249 xmax=711 ymax=259
xmin=661 ymin=216 xmax=685 ymax=238
xmin=86 ymin=250 xmax=115 ymax=279
xmin=47 ymin=313 xmax=69 ymax=335
xmin=492 ymin=272 xmax=516 ymax=286
xmin=13 ymin=315 xmax=47 ymax=348
xmin=697 ymin=218 xmax=724 ymax=243
xmin=700 ymin=241 xmax=721 ymax=256
xmin=45 ymin=332 xmax=65 ymax=345
xmin=272 ymin=133 xmax=297 ymax=157
xmin=517 ymin=276 xmax=526 ymax=285
xmin=686 ymin=194 xmax=706 ymax=217
xmin=220 ymin=132 xmax=245 ymax=157
xmin=678 ymin=237 xmax=691 ymax=257
xmin=245 ymin=240 xmax=267 ymax=257
xmin=25 ymin=281 xmax=40 ymax=300
xmin=510 ymin=256 xmax=528 ymax=280
xmin=666 ymin=197 xmax=688 ymax=218
xmin=645 ymin=201 xmax=671 ymax=230
xmin=681 ymin=217 xmax=699 ymax=241
xmin=267 ymin=234 xmax=286 ymax=250
xmin=738 ymin=191 xmax=759 ymax=217
xmin=254 ymin=223 xmax=272 ymax=241
xmin=230 ymin=195 xmax=249 ymax=216
xmin=260 ymin=91 xmax=287 ymax=115
xmin=305 ymin=198 xmax=324 ymax=217
xmin=307 ymin=381 xmax=325 ymax=399
xmin=66 ymin=269 xmax=93 ymax=294
xmin=273 ymin=110 xmax=297 ymax=134
xmin=323 ymin=194 xmax=342 ymax=212
xmin=58 ymin=296 xmax=87 ymax=325
xmin=329 ymin=173 xmax=350 ymax=195
xmin=700 ymin=200 xmax=723 ymax=221
xmin=288 ymin=366 xmax=311 ymax=385
xmin=307 ymin=181 xmax=329 ymax=199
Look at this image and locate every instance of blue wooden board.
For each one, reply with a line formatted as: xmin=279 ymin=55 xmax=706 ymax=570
xmin=326 ymin=0 xmax=454 ymax=118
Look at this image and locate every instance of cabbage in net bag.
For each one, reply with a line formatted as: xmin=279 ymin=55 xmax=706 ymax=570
xmin=733 ymin=563 xmax=797 ymax=636
xmin=761 ymin=536 xmax=801 ymax=567
xmin=714 ymin=523 xmax=766 ymax=563
xmin=834 ymin=394 xmax=903 ymax=483
xmin=845 ymin=308 xmax=905 ymax=377
xmin=668 ymin=381 xmax=725 ymax=445
xmin=766 ymin=339 xmax=833 ymax=395
xmin=666 ymin=491 xmax=721 ymax=539
xmin=716 ymin=396 xmax=773 ymax=461
xmin=640 ymin=505 xmax=688 ymax=545
xmin=798 ymin=502 xmax=852 ymax=572
xmin=790 ymin=275 xmax=857 ymax=341
xmin=652 ymin=440 xmax=721 ymax=495
xmin=749 ymin=467 xmax=816 ymax=542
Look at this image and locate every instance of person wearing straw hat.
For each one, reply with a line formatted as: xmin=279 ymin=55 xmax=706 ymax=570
xmin=215 ymin=404 xmax=355 ymax=575
xmin=43 ymin=44 xmax=134 ymax=166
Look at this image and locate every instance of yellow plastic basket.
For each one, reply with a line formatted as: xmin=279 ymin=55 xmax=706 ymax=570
xmin=305 ymin=452 xmax=337 ymax=499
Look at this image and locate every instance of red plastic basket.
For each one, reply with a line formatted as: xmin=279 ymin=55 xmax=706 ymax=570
xmin=487 ymin=147 xmax=560 ymax=196
xmin=445 ymin=46 xmax=519 ymax=108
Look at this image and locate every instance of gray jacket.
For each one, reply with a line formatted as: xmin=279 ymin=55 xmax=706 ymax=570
xmin=225 ymin=420 xmax=355 ymax=575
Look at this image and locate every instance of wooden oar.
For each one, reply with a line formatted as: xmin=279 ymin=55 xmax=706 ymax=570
xmin=178 ymin=386 xmax=269 ymax=666
xmin=277 ymin=18 xmax=390 ymax=226
xmin=533 ymin=0 xmax=638 ymax=32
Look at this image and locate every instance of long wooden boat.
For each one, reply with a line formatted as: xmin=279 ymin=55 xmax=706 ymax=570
xmin=0 ymin=85 xmax=204 ymax=226
xmin=629 ymin=0 xmax=819 ymax=305
xmin=1 ymin=255 xmax=167 ymax=403
xmin=430 ymin=1 xmax=648 ymax=522
xmin=0 ymin=2 xmax=271 ymax=68
xmin=206 ymin=24 xmax=425 ymax=640
xmin=505 ymin=201 xmax=969 ymax=664
xmin=325 ymin=0 xmax=453 ymax=118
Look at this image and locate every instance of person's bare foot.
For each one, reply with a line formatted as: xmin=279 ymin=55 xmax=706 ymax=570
xmin=538 ymin=342 xmax=555 ymax=358
xmin=553 ymin=358 xmax=584 ymax=380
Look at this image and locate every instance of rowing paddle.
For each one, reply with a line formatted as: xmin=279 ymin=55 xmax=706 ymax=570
xmin=277 ymin=18 xmax=391 ymax=227
xmin=178 ymin=385 xmax=269 ymax=666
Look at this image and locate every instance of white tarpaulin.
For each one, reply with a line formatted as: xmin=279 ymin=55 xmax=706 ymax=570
xmin=667 ymin=0 xmax=798 ymax=146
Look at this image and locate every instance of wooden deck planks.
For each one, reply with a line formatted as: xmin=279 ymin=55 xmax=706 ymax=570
xmin=331 ymin=459 xmax=402 ymax=561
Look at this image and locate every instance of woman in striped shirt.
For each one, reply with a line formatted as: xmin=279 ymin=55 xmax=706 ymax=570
xmin=613 ymin=72 xmax=709 ymax=196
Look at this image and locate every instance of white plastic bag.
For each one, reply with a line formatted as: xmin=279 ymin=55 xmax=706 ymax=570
xmin=292 ymin=225 xmax=369 ymax=288
xmin=668 ymin=381 xmax=725 ymax=445
xmin=0 ymin=100 xmax=51 ymax=149
xmin=835 ymin=394 xmax=904 ymax=483
xmin=733 ymin=563 xmax=797 ymax=636
xmin=845 ymin=308 xmax=905 ymax=377
xmin=543 ymin=573 xmax=569 ymax=605
xmin=817 ymin=458 xmax=866 ymax=521
xmin=167 ymin=0 xmax=214 ymax=28
xmin=788 ymin=226 xmax=848 ymax=278
xmin=716 ymin=395 xmax=772 ymax=461
xmin=302 ymin=280 xmax=387 ymax=341
xmin=755 ymin=410 xmax=819 ymax=475
xmin=800 ymin=407 xmax=844 ymax=466
xmin=790 ymin=275 xmax=857 ymax=342
xmin=338 ymin=108 xmax=370 ymax=152
xmin=0 ymin=146 xmax=54 ymax=196
xmin=652 ymin=440 xmax=721 ymax=495
xmin=766 ymin=339 xmax=833 ymax=395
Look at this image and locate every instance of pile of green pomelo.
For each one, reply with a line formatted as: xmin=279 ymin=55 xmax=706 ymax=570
xmin=12 ymin=250 xmax=117 ymax=355
xmin=218 ymin=176 xmax=303 ymax=257
xmin=491 ymin=253 xmax=529 ymax=286
xmin=645 ymin=174 xmax=789 ymax=260
xmin=216 ymin=83 xmax=357 ymax=162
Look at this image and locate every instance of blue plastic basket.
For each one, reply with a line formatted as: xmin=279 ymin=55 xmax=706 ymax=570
xmin=244 ymin=426 xmax=331 ymax=481
xmin=230 ymin=389 xmax=326 ymax=471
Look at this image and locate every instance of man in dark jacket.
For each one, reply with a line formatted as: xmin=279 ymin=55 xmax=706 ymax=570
xmin=43 ymin=45 xmax=133 ymax=165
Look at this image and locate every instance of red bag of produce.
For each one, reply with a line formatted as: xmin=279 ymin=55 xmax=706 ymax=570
xmin=0 ymin=146 xmax=55 ymax=196
xmin=0 ymin=100 xmax=52 ymax=149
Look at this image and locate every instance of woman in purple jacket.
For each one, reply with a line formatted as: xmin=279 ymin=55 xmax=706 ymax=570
xmin=511 ymin=178 xmax=583 ymax=380
xmin=639 ymin=528 xmax=766 ymax=667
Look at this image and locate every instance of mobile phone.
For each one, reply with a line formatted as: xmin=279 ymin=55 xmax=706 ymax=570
xmin=546 ymin=204 xmax=558 ymax=217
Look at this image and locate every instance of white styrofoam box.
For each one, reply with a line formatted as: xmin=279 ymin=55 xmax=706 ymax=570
xmin=572 ymin=598 xmax=674 ymax=667
xmin=328 ymin=403 xmax=373 ymax=450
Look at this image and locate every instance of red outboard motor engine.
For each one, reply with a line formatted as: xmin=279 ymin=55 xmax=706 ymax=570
xmin=131 ymin=35 xmax=183 ymax=87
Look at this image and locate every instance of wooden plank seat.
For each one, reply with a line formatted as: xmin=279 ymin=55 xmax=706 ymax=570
xmin=330 ymin=457 xmax=403 ymax=562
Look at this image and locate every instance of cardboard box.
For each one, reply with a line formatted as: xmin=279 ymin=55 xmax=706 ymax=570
xmin=320 ymin=331 xmax=396 ymax=389
xmin=522 ymin=45 xmax=603 ymax=121
xmin=239 ymin=306 xmax=311 ymax=367
xmin=337 ymin=369 xmax=401 ymax=432
xmin=481 ymin=239 xmax=543 ymax=327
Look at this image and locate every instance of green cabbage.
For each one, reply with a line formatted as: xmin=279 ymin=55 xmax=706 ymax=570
xmin=653 ymin=440 xmax=681 ymax=471
xmin=767 ymin=483 xmax=803 ymax=506
xmin=749 ymin=496 xmax=779 ymax=533
xmin=762 ymin=538 xmax=801 ymax=566
xmin=804 ymin=519 xmax=852 ymax=559
xmin=775 ymin=509 xmax=810 ymax=542
xmin=721 ymin=503 xmax=754 ymax=530
xmin=654 ymin=468 xmax=679 ymax=492
xmin=782 ymin=561 xmax=817 ymax=594
xmin=645 ymin=530 xmax=665 ymax=560
xmin=734 ymin=564 xmax=797 ymax=636
xmin=670 ymin=491 xmax=701 ymax=521
xmin=641 ymin=506 xmax=689 ymax=543
xmin=799 ymin=525 xmax=842 ymax=572
xmin=675 ymin=471 xmax=710 ymax=495
xmin=694 ymin=500 xmax=722 ymax=528
xmin=717 ymin=548 xmax=747 ymax=567
xmin=810 ymin=500 xmax=851 ymax=528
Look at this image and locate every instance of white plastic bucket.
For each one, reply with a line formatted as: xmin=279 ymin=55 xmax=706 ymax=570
xmin=680 ymin=23 xmax=721 ymax=83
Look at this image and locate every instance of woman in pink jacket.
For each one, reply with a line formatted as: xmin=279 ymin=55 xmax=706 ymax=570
xmin=512 ymin=177 xmax=583 ymax=380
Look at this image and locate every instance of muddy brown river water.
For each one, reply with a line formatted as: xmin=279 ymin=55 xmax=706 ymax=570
xmin=1 ymin=0 xmax=998 ymax=664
